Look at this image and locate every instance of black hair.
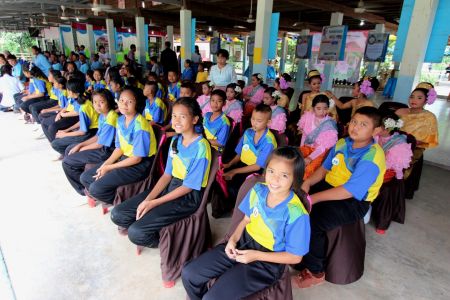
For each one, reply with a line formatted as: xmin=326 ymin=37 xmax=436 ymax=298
xmin=130 ymin=44 xmax=136 ymax=50
xmin=27 ymin=66 xmax=47 ymax=80
xmin=147 ymin=71 xmax=158 ymax=80
xmin=283 ymin=87 xmax=294 ymax=100
xmin=92 ymin=89 xmax=117 ymax=111
xmin=150 ymin=56 xmax=158 ymax=63
xmin=211 ymin=89 xmax=226 ymax=102
xmin=110 ymin=74 xmax=124 ymax=87
xmin=144 ymin=80 xmax=159 ymax=94
xmin=412 ymin=83 xmax=434 ymax=101
xmin=254 ymin=103 xmax=272 ymax=117
xmin=1 ymin=64 xmax=12 ymax=76
xmin=6 ymin=54 xmax=16 ymax=61
xmin=85 ymin=70 xmax=95 ymax=81
xmin=80 ymin=45 xmax=85 ymax=49
xmin=168 ymin=70 xmax=178 ymax=76
xmin=67 ymin=70 xmax=86 ymax=83
xmin=184 ymin=59 xmax=192 ymax=66
xmin=180 ymin=81 xmax=196 ymax=94
xmin=201 ymin=80 xmax=213 ymax=88
xmin=226 ymin=83 xmax=241 ymax=98
xmin=65 ymin=62 xmax=78 ymax=72
xmin=217 ymin=49 xmax=229 ymax=59
xmin=264 ymin=86 xmax=277 ymax=96
xmin=67 ymin=78 xmax=86 ymax=98
xmin=354 ymin=106 xmax=382 ymax=128
xmin=312 ymin=94 xmax=330 ymax=107
xmin=252 ymin=73 xmax=264 ymax=85
xmin=237 ymin=80 xmax=245 ymax=89
xmin=307 ymin=70 xmax=322 ymax=84
xmin=165 ymin=41 xmax=171 ymax=48
xmin=31 ymin=46 xmax=40 ymax=53
xmin=55 ymin=76 xmax=67 ymax=89
xmin=49 ymin=69 xmax=62 ymax=80
xmin=120 ymin=86 xmax=146 ymax=114
xmin=265 ymin=146 xmax=309 ymax=212
xmin=171 ymin=97 xmax=204 ymax=154
xmin=93 ymin=69 xmax=104 ymax=78
xmin=93 ymin=53 xmax=99 ymax=60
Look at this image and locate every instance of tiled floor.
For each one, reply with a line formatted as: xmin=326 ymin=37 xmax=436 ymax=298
xmin=0 ymin=108 xmax=449 ymax=300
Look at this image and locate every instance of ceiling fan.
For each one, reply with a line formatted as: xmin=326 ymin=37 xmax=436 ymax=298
xmin=354 ymin=0 xmax=380 ymax=13
xmin=246 ymin=0 xmax=255 ymax=23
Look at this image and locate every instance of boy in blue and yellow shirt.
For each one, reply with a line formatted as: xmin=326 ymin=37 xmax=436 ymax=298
xmin=143 ymin=80 xmax=167 ymax=125
xmin=213 ymin=103 xmax=277 ymax=218
xmin=294 ymin=106 xmax=386 ymax=288
xmin=203 ymin=89 xmax=231 ymax=151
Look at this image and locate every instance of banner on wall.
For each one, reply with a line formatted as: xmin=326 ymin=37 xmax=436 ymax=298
xmin=364 ymin=33 xmax=390 ymax=62
xmin=247 ymin=34 xmax=255 ymax=56
xmin=318 ymin=25 xmax=348 ymax=61
xmin=295 ymin=35 xmax=313 ymax=59
xmin=310 ymin=30 xmax=368 ymax=82
xmin=210 ymin=37 xmax=221 ymax=55
xmin=59 ymin=25 xmax=75 ymax=56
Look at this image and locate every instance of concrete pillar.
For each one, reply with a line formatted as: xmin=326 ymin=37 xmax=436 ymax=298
xmin=279 ymin=33 xmax=288 ymax=74
xmin=322 ymin=12 xmax=343 ymax=91
xmin=252 ymin=0 xmax=273 ymax=79
xmin=393 ymin=0 xmax=439 ymax=103
xmin=86 ymin=24 xmax=96 ymax=59
xmin=166 ymin=25 xmax=174 ymax=50
xmin=295 ymin=29 xmax=310 ymax=91
xmin=212 ymin=31 xmax=220 ymax=63
xmin=135 ymin=16 xmax=147 ymax=66
xmin=106 ymin=18 xmax=117 ymax=66
xmin=366 ymin=24 xmax=385 ymax=77
xmin=243 ymin=35 xmax=248 ymax=78
xmin=180 ymin=9 xmax=192 ymax=72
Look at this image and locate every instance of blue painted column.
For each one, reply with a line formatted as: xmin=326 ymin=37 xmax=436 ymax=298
xmin=393 ymin=0 xmax=439 ymax=103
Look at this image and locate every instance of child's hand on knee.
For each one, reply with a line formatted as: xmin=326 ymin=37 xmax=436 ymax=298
xmin=235 ymin=249 xmax=259 ymax=264
xmin=136 ymin=199 xmax=156 ymax=220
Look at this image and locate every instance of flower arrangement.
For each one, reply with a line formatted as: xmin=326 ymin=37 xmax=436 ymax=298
xmin=384 ymin=118 xmax=404 ymax=131
xmin=426 ymin=88 xmax=437 ymax=105
xmin=208 ymin=81 xmax=215 ymax=87
xmin=234 ymin=86 xmax=242 ymax=94
xmin=360 ymin=79 xmax=375 ymax=97
xmin=280 ymin=77 xmax=290 ymax=89
xmin=272 ymin=90 xmax=282 ymax=100
xmin=256 ymin=73 xmax=263 ymax=81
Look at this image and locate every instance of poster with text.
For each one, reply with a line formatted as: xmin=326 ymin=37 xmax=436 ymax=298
xmin=295 ymin=35 xmax=312 ymax=59
xmin=364 ymin=33 xmax=390 ymax=62
xmin=318 ymin=25 xmax=348 ymax=61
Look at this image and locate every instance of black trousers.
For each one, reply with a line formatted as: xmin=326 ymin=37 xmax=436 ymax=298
xmin=29 ymin=99 xmax=57 ymax=124
xmin=80 ymin=156 xmax=153 ymax=205
xmin=13 ymin=93 xmax=24 ymax=111
xmin=51 ymin=129 xmax=97 ymax=155
xmin=299 ymin=180 xmax=370 ymax=273
xmin=62 ymin=146 xmax=114 ymax=195
xmin=41 ymin=115 xmax=79 ymax=142
xmin=181 ymin=230 xmax=285 ymax=300
xmin=110 ymin=177 xmax=202 ymax=247
xmin=20 ymin=97 xmax=47 ymax=114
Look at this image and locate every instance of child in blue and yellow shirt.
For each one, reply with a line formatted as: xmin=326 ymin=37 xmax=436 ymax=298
xmin=51 ymin=78 xmax=100 ymax=156
xmin=213 ymin=104 xmax=277 ymax=217
xmin=143 ymin=80 xmax=167 ymax=125
xmin=182 ymin=147 xmax=311 ymax=299
xmin=167 ymin=70 xmax=181 ymax=102
xmin=293 ymin=106 xmax=386 ymax=288
xmin=92 ymin=69 xmax=107 ymax=91
xmin=111 ymin=97 xmax=211 ymax=248
xmin=63 ymin=89 xmax=118 ymax=196
xmin=203 ymin=89 xmax=231 ymax=150
xmin=80 ymin=87 xmax=157 ymax=205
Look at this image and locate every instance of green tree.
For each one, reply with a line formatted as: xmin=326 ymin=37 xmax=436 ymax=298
xmin=0 ymin=31 xmax=36 ymax=54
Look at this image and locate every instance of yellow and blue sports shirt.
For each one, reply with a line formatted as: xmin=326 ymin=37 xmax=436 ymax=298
xmin=235 ymin=128 xmax=277 ymax=168
xmin=79 ymin=100 xmax=99 ymax=133
xmin=97 ymin=110 xmax=118 ymax=147
xmin=239 ymin=183 xmax=310 ymax=256
xmin=115 ymin=114 xmax=157 ymax=158
xmin=165 ymin=135 xmax=212 ymax=191
xmin=156 ymin=82 xmax=165 ymax=99
xmin=66 ymin=97 xmax=81 ymax=112
xmin=167 ymin=82 xmax=181 ymax=102
xmin=143 ymin=97 xmax=167 ymax=125
xmin=323 ymin=137 xmax=386 ymax=202
xmin=29 ymin=78 xmax=47 ymax=96
xmin=93 ymin=80 xmax=107 ymax=91
xmin=57 ymin=89 xmax=68 ymax=108
xmin=203 ymin=112 xmax=231 ymax=150
xmin=49 ymin=86 xmax=58 ymax=100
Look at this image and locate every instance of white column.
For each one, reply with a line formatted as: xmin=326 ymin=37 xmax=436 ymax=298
xmin=86 ymin=24 xmax=96 ymax=59
xmin=322 ymin=12 xmax=343 ymax=91
xmin=106 ymin=18 xmax=117 ymax=66
xmin=295 ymin=29 xmax=310 ymax=91
xmin=393 ymin=0 xmax=439 ymax=103
xmin=166 ymin=25 xmax=174 ymax=50
xmin=180 ymin=9 xmax=192 ymax=73
xmin=279 ymin=33 xmax=288 ymax=74
xmin=366 ymin=24 xmax=385 ymax=77
xmin=252 ymin=0 xmax=273 ymax=79
xmin=135 ymin=16 xmax=147 ymax=66
xmin=212 ymin=31 xmax=220 ymax=63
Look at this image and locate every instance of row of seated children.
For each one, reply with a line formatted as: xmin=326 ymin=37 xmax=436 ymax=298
xmin=11 ymin=56 xmax=438 ymax=297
